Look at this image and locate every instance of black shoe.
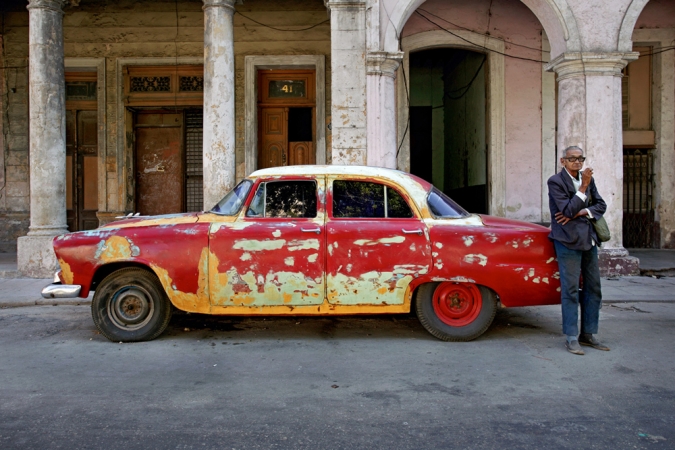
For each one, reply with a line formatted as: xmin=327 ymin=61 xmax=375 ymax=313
xmin=565 ymin=340 xmax=585 ymax=355
xmin=579 ymin=334 xmax=610 ymax=351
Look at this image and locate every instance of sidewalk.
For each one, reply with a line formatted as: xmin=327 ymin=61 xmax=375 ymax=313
xmin=1 ymin=251 xmax=674 ymax=308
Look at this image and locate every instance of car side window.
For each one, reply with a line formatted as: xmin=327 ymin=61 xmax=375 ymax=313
xmin=246 ymin=180 xmax=317 ymax=218
xmin=332 ymin=180 xmax=413 ymax=218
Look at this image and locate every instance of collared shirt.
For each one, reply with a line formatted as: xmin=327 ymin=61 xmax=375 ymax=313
xmin=564 ymin=167 xmax=595 ymax=245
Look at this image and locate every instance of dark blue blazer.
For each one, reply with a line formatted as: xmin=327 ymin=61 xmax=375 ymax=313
xmin=548 ymin=169 xmax=607 ymax=251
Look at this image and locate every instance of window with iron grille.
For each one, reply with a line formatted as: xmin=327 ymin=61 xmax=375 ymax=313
xmin=623 ymin=148 xmax=657 ymax=248
xmin=185 ymin=110 xmax=203 ymax=211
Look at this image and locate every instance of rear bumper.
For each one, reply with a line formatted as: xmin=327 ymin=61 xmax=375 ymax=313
xmin=42 ymin=283 xmax=82 ymax=299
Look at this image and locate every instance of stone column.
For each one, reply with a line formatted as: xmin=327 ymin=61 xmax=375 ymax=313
xmin=202 ymin=0 xmax=236 ymax=209
xmin=547 ymin=52 xmax=640 ymax=276
xmin=326 ymin=0 xmax=367 ymax=165
xmin=17 ymin=0 xmax=69 ymax=278
xmin=366 ymin=51 xmax=403 ymax=168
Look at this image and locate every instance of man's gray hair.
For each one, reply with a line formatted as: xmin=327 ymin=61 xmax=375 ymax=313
xmin=562 ymin=146 xmax=584 ymax=158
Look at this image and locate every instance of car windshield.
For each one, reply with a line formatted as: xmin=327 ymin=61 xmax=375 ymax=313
xmin=427 ymin=187 xmax=470 ymax=218
xmin=210 ymin=180 xmax=253 ymax=215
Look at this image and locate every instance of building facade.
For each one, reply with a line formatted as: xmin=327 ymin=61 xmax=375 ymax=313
xmin=0 ymin=0 xmax=673 ymax=277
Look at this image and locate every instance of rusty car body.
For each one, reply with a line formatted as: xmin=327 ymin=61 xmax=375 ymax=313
xmin=43 ymin=165 xmax=561 ymax=342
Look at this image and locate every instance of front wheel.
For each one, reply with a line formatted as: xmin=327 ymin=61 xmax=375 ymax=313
xmin=415 ymin=282 xmax=497 ymax=341
xmin=92 ymin=268 xmax=172 ymax=342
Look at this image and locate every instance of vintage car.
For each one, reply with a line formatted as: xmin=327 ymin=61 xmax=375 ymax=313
xmin=42 ymin=165 xmax=561 ymax=342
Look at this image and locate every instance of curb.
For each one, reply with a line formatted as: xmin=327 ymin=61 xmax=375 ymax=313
xmin=0 ymin=299 xmax=92 ymax=309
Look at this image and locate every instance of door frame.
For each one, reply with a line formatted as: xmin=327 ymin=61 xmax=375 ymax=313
xmin=64 ymin=58 xmax=106 ymax=225
xmin=398 ymin=30 xmax=506 ymax=217
xmin=244 ymin=55 xmax=326 ymax=176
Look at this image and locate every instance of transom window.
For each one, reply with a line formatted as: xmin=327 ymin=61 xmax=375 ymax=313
xmin=246 ymin=180 xmax=317 ymax=218
xmin=332 ymin=180 xmax=413 ymax=218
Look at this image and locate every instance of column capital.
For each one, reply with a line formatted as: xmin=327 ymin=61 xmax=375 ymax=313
xmin=546 ymin=51 xmax=640 ymax=81
xmin=203 ymin=0 xmax=237 ymax=12
xmin=26 ymin=0 xmax=68 ymax=13
xmin=366 ymin=51 xmax=403 ymax=78
xmin=324 ymin=0 xmax=366 ymax=11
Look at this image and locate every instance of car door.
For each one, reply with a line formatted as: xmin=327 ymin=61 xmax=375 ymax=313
xmin=208 ymin=177 xmax=326 ymax=307
xmin=326 ymin=178 xmax=432 ymax=305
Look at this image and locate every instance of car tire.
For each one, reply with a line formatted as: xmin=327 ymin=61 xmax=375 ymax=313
xmin=415 ymin=282 xmax=497 ymax=341
xmin=91 ymin=267 xmax=172 ymax=342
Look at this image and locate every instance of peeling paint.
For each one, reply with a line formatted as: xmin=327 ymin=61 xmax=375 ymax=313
xmin=272 ymin=230 xmax=282 ymax=238
xmin=95 ymin=236 xmax=139 ymax=262
xmin=307 ymin=253 xmax=319 ymax=263
xmin=233 ymin=239 xmax=286 ymax=251
xmin=58 ymin=258 xmax=74 ymax=285
xmin=287 ymin=239 xmax=321 ymax=251
xmin=327 ymin=271 xmax=411 ymax=305
xmin=463 ymin=254 xmax=488 ymax=266
xmin=284 ymin=257 xmax=295 ymax=266
xmin=483 ymin=232 xmax=498 ymax=243
xmin=354 ymin=236 xmax=405 ymax=246
xmin=240 ymin=252 xmax=252 ymax=261
xmin=462 ymin=236 xmax=474 ymax=247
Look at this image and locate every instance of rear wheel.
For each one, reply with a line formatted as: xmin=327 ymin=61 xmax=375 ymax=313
xmin=415 ymin=282 xmax=497 ymax=341
xmin=92 ymin=268 xmax=172 ymax=342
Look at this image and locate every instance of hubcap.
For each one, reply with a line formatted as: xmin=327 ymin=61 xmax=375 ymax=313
xmin=432 ymin=283 xmax=482 ymax=327
xmin=108 ymin=287 xmax=154 ymax=330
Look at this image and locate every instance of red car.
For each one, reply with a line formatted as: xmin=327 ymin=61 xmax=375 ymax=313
xmin=43 ymin=165 xmax=561 ymax=342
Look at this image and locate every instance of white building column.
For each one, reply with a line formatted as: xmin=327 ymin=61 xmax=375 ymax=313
xmin=548 ymin=52 xmax=640 ymax=276
xmin=326 ymin=0 xmax=367 ymax=165
xmin=18 ymin=0 xmax=69 ymax=278
xmin=366 ymin=51 xmax=403 ymax=168
xmin=202 ymin=0 xmax=236 ymax=209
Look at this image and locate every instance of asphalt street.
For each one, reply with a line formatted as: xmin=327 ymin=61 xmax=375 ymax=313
xmin=1 ymin=302 xmax=673 ymax=449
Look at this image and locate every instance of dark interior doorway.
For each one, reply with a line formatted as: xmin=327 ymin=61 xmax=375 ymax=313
xmin=409 ymin=48 xmax=488 ymax=214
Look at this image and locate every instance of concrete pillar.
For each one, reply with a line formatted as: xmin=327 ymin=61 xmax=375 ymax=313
xmin=326 ymin=0 xmax=367 ymax=165
xmin=366 ymin=51 xmax=403 ymax=169
xmin=547 ymin=52 xmax=640 ymax=276
xmin=202 ymin=0 xmax=236 ymax=209
xmin=17 ymin=0 xmax=69 ymax=278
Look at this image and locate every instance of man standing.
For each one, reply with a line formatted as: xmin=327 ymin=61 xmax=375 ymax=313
xmin=548 ymin=146 xmax=610 ymax=355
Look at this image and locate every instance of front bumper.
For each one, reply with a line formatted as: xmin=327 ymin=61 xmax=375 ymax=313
xmin=42 ymin=284 xmax=82 ymax=299
xmin=41 ymin=271 xmax=82 ymax=299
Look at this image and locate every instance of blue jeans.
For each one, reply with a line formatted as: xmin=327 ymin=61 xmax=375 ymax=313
xmin=553 ymin=240 xmax=602 ymax=336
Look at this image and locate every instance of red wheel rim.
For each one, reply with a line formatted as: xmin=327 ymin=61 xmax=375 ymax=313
xmin=432 ymin=283 xmax=482 ymax=327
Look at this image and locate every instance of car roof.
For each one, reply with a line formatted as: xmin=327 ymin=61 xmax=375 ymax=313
xmin=249 ymin=165 xmax=433 ymax=211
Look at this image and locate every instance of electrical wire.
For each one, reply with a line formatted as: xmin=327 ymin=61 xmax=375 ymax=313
xmin=414 ymin=10 xmax=549 ymax=64
xmin=417 ymin=7 xmax=549 ymax=54
xmin=235 ymin=11 xmax=329 ymax=32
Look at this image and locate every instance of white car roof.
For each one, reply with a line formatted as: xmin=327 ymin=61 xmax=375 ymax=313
xmin=249 ymin=165 xmax=432 ymax=213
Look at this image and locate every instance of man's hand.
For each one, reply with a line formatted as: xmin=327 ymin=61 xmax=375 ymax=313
xmin=581 ymin=167 xmax=593 ymax=188
xmin=555 ymin=209 xmax=588 ymax=225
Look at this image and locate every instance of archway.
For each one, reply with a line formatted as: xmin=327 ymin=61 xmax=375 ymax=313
xmin=408 ymin=48 xmax=488 ymax=214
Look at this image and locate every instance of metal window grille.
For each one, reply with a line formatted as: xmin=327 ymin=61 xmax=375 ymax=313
xmin=185 ymin=110 xmax=203 ymax=211
xmin=623 ymin=148 xmax=658 ymax=248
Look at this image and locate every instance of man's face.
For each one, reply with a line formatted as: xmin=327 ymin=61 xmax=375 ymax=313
xmin=561 ymin=149 xmax=585 ymax=173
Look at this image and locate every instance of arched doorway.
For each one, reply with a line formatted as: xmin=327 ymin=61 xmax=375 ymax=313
xmin=408 ymin=48 xmax=488 ymax=214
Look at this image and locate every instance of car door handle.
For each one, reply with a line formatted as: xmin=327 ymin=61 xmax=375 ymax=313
xmin=301 ymin=227 xmax=321 ymax=234
xmin=402 ymin=229 xmax=423 ymax=235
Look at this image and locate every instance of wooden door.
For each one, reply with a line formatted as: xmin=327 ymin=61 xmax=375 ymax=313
xmin=258 ymin=108 xmax=288 ymax=169
xmin=135 ymin=112 xmax=184 ymax=216
xmin=65 ymin=110 xmax=98 ymax=232
xmin=257 ymin=70 xmax=315 ymax=169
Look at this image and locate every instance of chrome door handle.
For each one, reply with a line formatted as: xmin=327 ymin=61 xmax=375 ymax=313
xmin=301 ymin=227 xmax=321 ymax=234
xmin=402 ymin=229 xmax=423 ymax=235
